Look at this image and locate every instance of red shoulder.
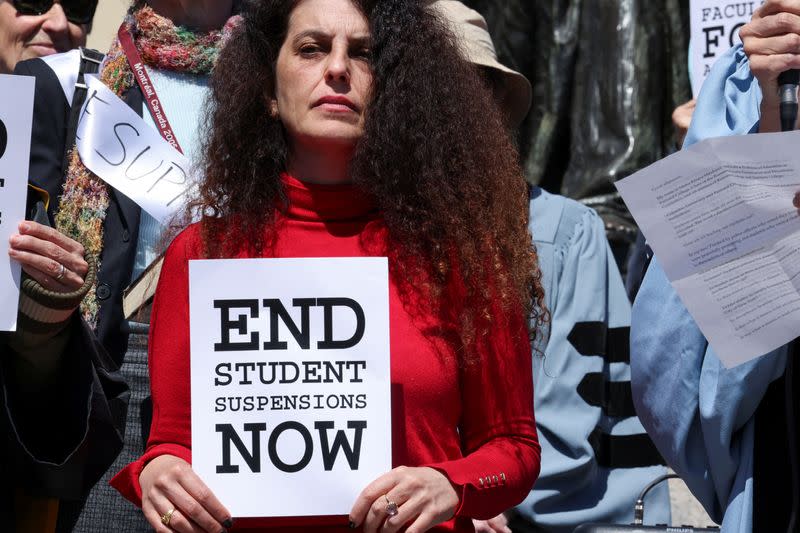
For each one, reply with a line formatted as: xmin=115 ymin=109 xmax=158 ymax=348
xmin=163 ymin=222 xmax=205 ymax=262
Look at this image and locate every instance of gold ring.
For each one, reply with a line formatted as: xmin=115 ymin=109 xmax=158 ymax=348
xmin=161 ymin=507 xmax=176 ymax=526
xmin=383 ymin=494 xmax=399 ymax=517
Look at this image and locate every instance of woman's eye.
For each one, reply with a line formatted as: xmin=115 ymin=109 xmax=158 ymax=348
xmin=352 ymin=48 xmax=372 ymax=60
xmin=299 ymin=44 xmax=321 ymax=56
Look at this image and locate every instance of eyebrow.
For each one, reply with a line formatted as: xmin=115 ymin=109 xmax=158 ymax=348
xmin=291 ymin=29 xmax=371 ymax=47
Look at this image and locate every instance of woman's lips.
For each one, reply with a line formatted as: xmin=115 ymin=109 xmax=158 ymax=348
xmin=317 ymin=102 xmax=356 ymax=113
xmin=314 ymin=96 xmax=358 ymax=112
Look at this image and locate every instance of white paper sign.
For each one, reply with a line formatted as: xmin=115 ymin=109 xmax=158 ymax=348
xmin=0 ymin=74 xmax=35 ymax=332
xmin=76 ymin=75 xmax=193 ymax=225
xmin=189 ymin=257 xmax=392 ymax=518
xmin=616 ymin=130 xmax=800 ymax=367
xmin=690 ymin=1 xmax=763 ymax=97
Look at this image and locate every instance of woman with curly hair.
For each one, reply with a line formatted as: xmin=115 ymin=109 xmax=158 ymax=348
xmin=111 ymin=0 xmax=544 ymax=530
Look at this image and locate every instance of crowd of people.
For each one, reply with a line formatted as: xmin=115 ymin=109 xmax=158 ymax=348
xmin=0 ymin=0 xmax=798 ymax=532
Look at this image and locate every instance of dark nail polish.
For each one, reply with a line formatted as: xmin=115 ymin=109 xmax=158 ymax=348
xmin=349 ymin=521 xmax=357 ymax=529
xmin=223 ymin=518 xmax=234 ymax=528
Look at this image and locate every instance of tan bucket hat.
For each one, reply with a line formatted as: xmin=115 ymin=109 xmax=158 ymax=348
xmin=427 ymin=0 xmax=532 ymax=127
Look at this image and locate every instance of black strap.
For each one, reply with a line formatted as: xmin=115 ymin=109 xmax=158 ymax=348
xmin=568 ymin=321 xmax=665 ymax=468
xmin=588 ymin=427 xmax=667 ymax=469
xmin=568 ymin=322 xmax=631 ymax=364
xmin=61 ymin=48 xmax=105 ymax=172
xmin=577 ymin=373 xmax=637 ymax=418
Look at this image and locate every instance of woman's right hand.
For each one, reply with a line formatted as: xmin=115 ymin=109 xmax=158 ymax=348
xmin=8 ymin=221 xmax=88 ymax=292
xmin=740 ymin=1 xmax=800 ymax=132
xmin=140 ymin=454 xmax=233 ymax=533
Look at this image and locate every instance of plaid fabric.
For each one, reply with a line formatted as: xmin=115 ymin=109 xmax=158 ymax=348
xmin=72 ymin=322 xmax=151 ymax=532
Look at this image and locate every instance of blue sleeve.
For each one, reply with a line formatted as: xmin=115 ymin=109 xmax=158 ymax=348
xmin=632 ymin=40 xmax=790 ymax=532
xmin=519 ymin=196 xmax=669 ymax=532
xmin=631 ymin=258 xmax=787 ymax=531
xmin=683 ymin=44 xmax=761 ymax=149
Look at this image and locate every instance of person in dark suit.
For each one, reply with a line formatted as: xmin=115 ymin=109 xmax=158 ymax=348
xmin=4 ymin=0 xmax=238 ymax=530
xmin=0 ymin=2 xmax=117 ymax=532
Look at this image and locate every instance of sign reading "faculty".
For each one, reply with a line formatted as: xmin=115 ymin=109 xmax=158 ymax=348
xmin=690 ymin=1 xmax=764 ymax=96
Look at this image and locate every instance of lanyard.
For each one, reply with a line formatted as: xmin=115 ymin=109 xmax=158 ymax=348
xmin=117 ymin=24 xmax=184 ymax=155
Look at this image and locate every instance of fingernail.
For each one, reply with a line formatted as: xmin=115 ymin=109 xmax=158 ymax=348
xmin=19 ymin=223 xmax=29 ymax=232
xmin=349 ymin=521 xmax=357 ymax=529
xmin=219 ymin=529 xmax=227 ymax=533
xmin=222 ymin=518 xmax=234 ymax=528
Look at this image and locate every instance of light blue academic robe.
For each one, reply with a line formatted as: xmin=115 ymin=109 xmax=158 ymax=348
xmin=516 ymin=188 xmax=670 ymax=532
xmin=631 ymin=44 xmax=791 ymax=533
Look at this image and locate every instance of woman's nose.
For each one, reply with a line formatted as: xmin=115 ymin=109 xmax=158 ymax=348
xmin=324 ymin=48 xmax=351 ymax=84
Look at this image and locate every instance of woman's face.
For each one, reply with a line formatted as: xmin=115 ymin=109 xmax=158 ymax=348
xmin=274 ymin=0 xmax=373 ymax=152
xmin=0 ymin=0 xmax=88 ymax=74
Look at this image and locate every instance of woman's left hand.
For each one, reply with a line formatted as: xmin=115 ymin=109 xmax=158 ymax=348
xmin=349 ymin=466 xmax=459 ymax=533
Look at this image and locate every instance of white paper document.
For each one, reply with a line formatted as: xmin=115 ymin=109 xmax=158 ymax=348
xmin=0 ymin=74 xmax=35 ymax=332
xmin=76 ymin=75 xmax=193 ymax=225
xmin=617 ymin=130 xmax=800 ymax=367
xmin=189 ymin=257 xmax=392 ymax=518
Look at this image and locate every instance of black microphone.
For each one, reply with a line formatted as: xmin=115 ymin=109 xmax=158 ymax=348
xmin=778 ymin=69 xmax=800 ymax=132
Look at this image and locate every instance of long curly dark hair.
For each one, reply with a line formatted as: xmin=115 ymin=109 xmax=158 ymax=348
xmin=192 ymin=0 xmax=547 ymax=364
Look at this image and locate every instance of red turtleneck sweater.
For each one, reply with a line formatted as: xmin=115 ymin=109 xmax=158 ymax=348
xmin=111 ymin=175 xmax=540 ymax=531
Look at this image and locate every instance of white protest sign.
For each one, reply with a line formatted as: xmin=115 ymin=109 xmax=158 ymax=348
xmin=0 ymin=75 xmax=35 ymax=332
xmin=76 ymin=75 xmax=193 ymax=225
xmin=189 ymin=257 xmax=392 ymax=518
xmin=690 ymin=1 xmax=763 ymax=97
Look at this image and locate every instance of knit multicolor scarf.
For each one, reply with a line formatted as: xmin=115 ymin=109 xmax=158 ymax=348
xmin=55 ymin=5 xmax=238 ymax=328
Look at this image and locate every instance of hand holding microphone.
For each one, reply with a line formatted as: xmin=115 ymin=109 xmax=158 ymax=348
xmin=740 ymin=1 xmax=800 ymax=132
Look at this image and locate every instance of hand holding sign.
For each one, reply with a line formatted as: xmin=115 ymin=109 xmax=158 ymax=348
xmin=8 ymin=222 xmax=89 ymax=293
xmin=739 ymin=1 xmax=800 ymax=131
xmin=349 ymin=465 xmax=459 ymax=533
xmin=139 ymin=454 xmax=233 ymax=533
